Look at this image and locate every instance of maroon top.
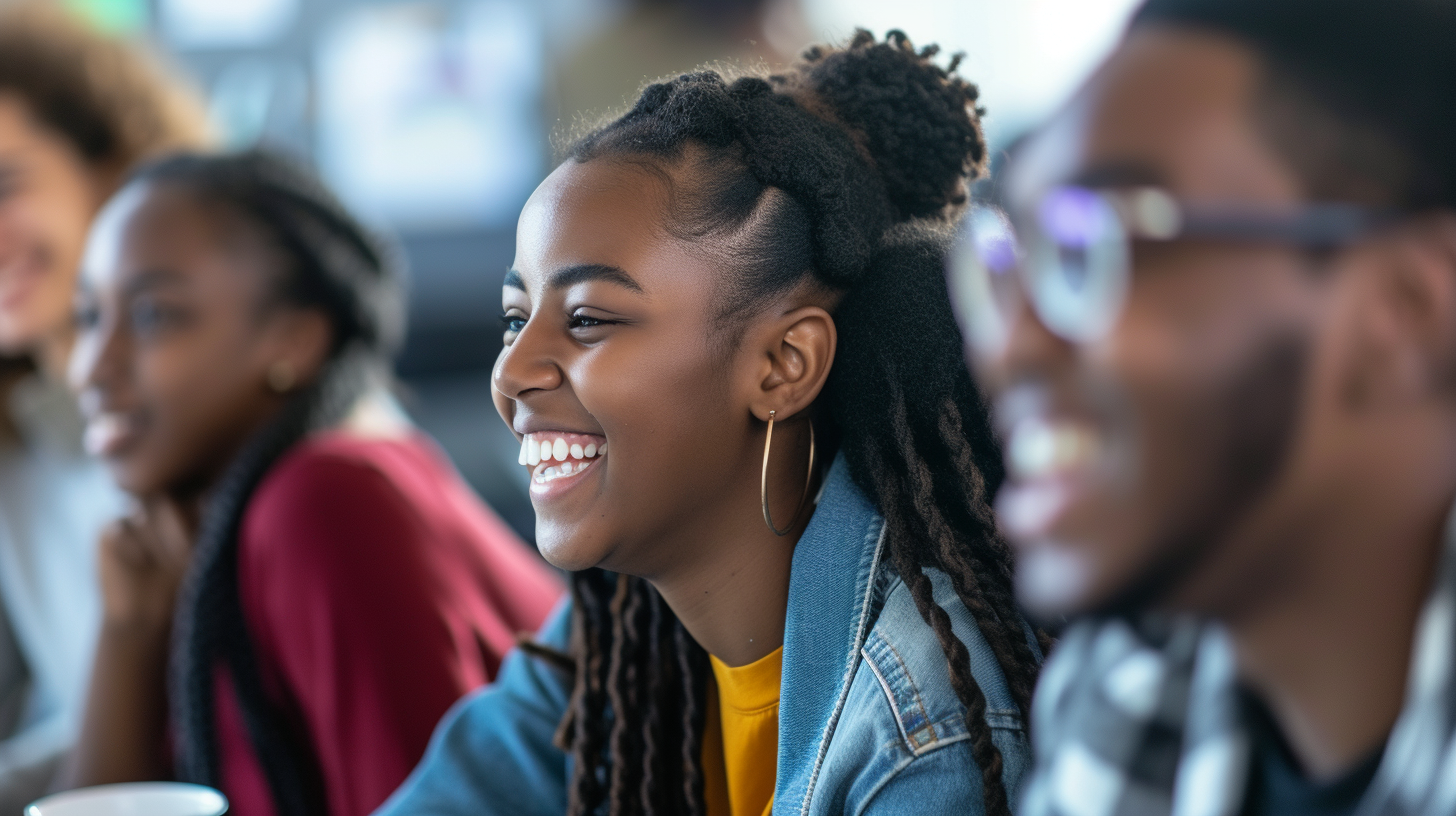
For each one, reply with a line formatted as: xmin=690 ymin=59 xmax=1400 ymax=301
xmin=210 ymin=431 xmax=560 ymax=816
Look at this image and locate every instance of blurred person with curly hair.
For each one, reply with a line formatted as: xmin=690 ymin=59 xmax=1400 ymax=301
xmin=0 ymin=2 xmax=208 ymax=809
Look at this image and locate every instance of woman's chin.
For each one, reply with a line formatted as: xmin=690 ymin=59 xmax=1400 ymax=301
xmin=534 ymin=528 xmax=610 ymax=573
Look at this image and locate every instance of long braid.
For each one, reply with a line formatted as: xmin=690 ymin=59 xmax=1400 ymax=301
xmin=897 ymin=400 xmax=1041 ymax=722
xmin=564 ymin=571 xmax=613 ymax=815
xmin=607 ymin=578 xmax=651 ymax=816
xmin=885 ymin=517 xmax=1009 ymax=816
xmin=675 ymin=620 xmax=710 ymax=816
xmin=556 ymin=569 xmax=710 ymax=816
xmin=938 ymin=402 xmax=1056 ymax=659
xmin=638 ymin=589 xmax=671 ymax=814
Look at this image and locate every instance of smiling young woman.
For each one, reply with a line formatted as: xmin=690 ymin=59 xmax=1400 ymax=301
xmin=379 ymin=31 xmax=1046 ymax=816
xmin=62 ymin=152 xmax=562 ymax=816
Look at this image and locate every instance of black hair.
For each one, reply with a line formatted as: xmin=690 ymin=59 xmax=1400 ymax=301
xmin=1132 ymin=0 xmax=1456 ymax=211
xmin=131 ymin=150 xmax=404 ymax=816
xmin=539 ymin=30 xmax=1045 ymax=816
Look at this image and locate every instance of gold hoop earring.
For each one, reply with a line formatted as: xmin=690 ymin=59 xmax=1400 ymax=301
xmin=267 ymin=360 xmax=297 ymax=394
xmin=761 ymin=409 xmax=816 ymax=536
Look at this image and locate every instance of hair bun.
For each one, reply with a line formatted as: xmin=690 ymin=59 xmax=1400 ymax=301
xmin=790 ymin=30 xmax=985 ymax=221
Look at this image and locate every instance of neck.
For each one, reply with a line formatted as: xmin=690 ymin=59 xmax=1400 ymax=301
xmin=647 ymin=424 xmax=814 ymax=668
xmin=1223 ymin=431 xmax=1452 ymax=780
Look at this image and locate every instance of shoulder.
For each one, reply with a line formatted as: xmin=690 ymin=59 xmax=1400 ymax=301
xmin=244 ymin=431 xmax=450 ymax=535
xmin=812 ymin=570 xmax=1032 ymax=814
xmin=240 ymin=432 xmax=446 ymax=575
xmin=861 ymin=570 xmax=1027 ymax=745
xmin=254 ymin=431 xmax=422 ymax=503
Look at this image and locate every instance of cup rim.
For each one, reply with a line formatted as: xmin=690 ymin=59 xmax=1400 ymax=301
xmin=27 ymin=782 xmax=228 ymax=816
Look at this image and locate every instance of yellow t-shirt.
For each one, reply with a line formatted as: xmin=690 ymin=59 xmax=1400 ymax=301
xmin=703 ymin=646 xmax=783 ymax=816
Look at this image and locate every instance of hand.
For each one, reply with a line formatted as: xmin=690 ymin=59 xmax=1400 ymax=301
xmin=97 ymin=497 xmax=195 ymax=631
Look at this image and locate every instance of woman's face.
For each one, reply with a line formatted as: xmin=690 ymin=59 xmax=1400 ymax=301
xmin=0 ymin=94 xmax=108 ymax=357
xmin=70 ymin=181 xmax=322 ymax=497
xmin=495 ymin=158 xmax=791 ymax=575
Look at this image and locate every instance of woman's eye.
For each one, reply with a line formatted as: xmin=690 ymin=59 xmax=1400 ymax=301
xmin=500 ymin=313 xmax=527 ymax=334
xmin=130 ymin=301 xmax=186 ymax=334
xmin=568 ymin=314 xmax=611 ymax=331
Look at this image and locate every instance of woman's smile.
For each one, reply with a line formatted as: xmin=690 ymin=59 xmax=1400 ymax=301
xmin=518 ymin=430 xmax=607 ymax=498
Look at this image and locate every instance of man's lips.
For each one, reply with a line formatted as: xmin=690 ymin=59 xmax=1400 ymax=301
xmin=1005 ymin=416 xmax=1101 ymax=482
xmin=997 ymin=415 xmax=1106 ymax=541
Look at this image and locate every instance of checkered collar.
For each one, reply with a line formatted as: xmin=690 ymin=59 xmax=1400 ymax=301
xmin=1018 ymin=506 xmax=1456 ymax=816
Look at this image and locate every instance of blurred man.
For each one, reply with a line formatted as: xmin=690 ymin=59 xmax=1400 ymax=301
xmin=951 ymin=0 xmax=1456 ymax=814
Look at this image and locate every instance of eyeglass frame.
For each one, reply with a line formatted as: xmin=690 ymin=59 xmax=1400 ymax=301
xmin=948 ymin=184 xmax=1402 ymax=351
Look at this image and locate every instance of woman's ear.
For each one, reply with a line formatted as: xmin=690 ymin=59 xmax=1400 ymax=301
xmin=259 ymin=308 xmax=333 ymax=392
xmin=748 ymin=305 xmax=837 ymax=421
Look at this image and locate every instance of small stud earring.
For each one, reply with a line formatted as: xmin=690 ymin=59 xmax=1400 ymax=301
xmin=267 ymin=360 xmax=297 ymax=393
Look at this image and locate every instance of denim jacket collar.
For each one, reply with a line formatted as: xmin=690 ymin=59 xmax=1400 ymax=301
xmin=776 ymin=454 xmax=887 ymax=815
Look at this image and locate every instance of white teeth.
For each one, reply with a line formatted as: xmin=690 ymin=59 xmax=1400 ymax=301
xmin=521 ymin=434 xmax=607 ymax=475
xmin=1008 ymin=419 xmax=1098 ymax=479
xmin=531 ymin=457 xmax=598 ymax=485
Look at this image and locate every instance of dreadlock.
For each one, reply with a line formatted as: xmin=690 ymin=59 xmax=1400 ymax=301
xmin=126 ymin=150 xmax=404 ymax=816
xmin=547 ymin=30 xmax=1047 ymax=816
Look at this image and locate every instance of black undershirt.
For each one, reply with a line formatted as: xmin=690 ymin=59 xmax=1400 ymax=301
xmin=1239 ymin=690 xmax=1386 ymax=816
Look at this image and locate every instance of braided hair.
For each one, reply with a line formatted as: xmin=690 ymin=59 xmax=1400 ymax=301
xmin=547 ymin=30 xmax=1048 ymax=816
xmin=127 ymin=151 xmax=403 ymax=816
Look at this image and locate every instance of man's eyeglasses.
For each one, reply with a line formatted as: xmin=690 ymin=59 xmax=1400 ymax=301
xmin=948 ymin=185 xmax=1396 ymax=352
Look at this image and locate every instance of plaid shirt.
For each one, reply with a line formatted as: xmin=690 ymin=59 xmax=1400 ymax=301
xmin=1018 ymin=510 xmax=1456 ymax=816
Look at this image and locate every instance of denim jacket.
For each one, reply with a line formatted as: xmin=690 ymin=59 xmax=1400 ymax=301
xmin=375 ymin=456 xmax=1033 ymax=816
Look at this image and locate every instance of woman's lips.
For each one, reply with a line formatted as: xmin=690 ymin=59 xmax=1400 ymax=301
xmin=518 ymin=431 xmax=606 ymax=496
xmin=83 ymin=412 xmax=142 ymax=458
xmin=0 ymin=254 xmax=46 ymax=313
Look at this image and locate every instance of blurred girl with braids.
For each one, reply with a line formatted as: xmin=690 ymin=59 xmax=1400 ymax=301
xmin=63 ymin=151 xmax=562 ymax=816
xmin=379 ymin=30 xmax=1044 ymax=816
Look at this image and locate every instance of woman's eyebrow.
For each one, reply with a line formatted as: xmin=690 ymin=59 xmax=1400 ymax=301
xmin=548 ymin=264 xmax=643 ymax=294
xmin=122 ymin=268 xmax=187 ymax=297
xmin=502 ymin=264 xmax=645 ymax=295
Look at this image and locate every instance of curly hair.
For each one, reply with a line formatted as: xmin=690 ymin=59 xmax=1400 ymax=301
xmin=544 ymin=30 xmax=1047 ymax=816
xmin=0 ymin=1 xmax=209 ymax=171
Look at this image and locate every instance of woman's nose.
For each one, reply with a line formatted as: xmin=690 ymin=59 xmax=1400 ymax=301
xmin=68 ymin=312 xmax=126 ymax=396
xmin=492 ymin=317 xmax=564 ymax=403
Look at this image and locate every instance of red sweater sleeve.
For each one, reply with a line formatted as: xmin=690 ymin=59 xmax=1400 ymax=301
xmin=238 ymin=449 xmax=496 ymax=816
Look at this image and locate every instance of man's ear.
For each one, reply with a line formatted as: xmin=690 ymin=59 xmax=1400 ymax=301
xmin=1346 ymin=213 xmax=1456 ymax=408
xmin=260 ymin=307 xmax=334 ymax=389
xmin=746 ymin=305 xmax=837 ymax=422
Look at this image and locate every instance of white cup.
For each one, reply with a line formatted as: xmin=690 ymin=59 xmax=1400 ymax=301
xmin=26 ymin=782 xmax=228 ymax=816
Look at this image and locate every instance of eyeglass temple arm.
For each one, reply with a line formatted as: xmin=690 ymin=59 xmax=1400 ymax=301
xmin=1142 ymin=205 xmax=1397 ymax=248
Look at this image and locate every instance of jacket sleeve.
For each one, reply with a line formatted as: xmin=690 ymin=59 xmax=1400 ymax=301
xmin=372 ymin=601 xmax=574 ymax=816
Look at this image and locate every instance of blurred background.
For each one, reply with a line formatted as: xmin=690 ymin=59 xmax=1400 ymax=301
xmin=51 ymin=0 xmax=1141 ymax=542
